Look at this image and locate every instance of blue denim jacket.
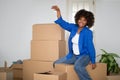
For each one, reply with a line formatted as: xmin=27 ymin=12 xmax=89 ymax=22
xmin=55 ymin=17 xmax=96 ymax=64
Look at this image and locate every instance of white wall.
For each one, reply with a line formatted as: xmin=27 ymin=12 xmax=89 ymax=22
xmin=0 ymin=0 xmax=120 ymax=67
xmin=95 ymin=0 xmax=120 ymax=65
xmin=0 ymin=0 xmax=67 ymax=67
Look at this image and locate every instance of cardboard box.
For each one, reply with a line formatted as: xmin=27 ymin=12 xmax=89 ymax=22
xmin=10 ymin=64 xmax=22 ymax=69
xmin=107 ymin=74 xmax=120 ymax=80
xmin=23 ymin=59 xmax=54 ymax=80
xmin=34 ymin=72 xmax=66 ymax=80
xmin=13 ymin=69 xmax=22 ymax=79
xmin=54 ymin=64 xmax=79 ymax=80
xmin=32 ymin=24 xmax=65 ymax=40
xmin=86 ymin=63 xmax=107 ymax=80
xmin=0 ymin=71 xmax=13 ymax=80
xmin=54 ymin=63 xmax=107 ymax=80
xmin=10 ymin=64 xmax=23 ymax=79
xmin=31 ymin=40 xmax=66 ymax=61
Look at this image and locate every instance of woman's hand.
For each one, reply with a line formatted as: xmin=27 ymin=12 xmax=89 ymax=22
xmin=91 ymin=64 xmax=96 ymax=69
xmin=89 ymin=62 xmax=96 ymax=69
xmin=51 ymin=5 xmax=60 ymax=12
xmin=51 ymin=5 xmax=61 ymax=18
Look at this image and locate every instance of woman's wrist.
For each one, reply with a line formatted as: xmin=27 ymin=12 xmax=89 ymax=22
xmin=57 ymin=11 xmax=61 ymax=18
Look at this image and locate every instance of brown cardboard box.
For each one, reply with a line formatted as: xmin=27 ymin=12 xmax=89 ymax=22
xmin=31 ymin=40 xmax=66 ymax=61
xmin=34 ymin=72 xmax=66 ymax=80
xmin=54 ymin=64 xmax=79 ymax=80
xmin=0 ymin=71 xmax=13 ymax=80
xmin=23 ymin=59 xmax=54 ymax=80
xmin=54 ymin=63 xmax=107 ymax=80
xmin=32 ymin=24 xmax=65 ymax=40
xmin=86 ymin=63 xmax=107 ymax=80
xmin=10 ymin=64 xmax=23 ymax=80
xmin=107 ymin=74 xmax=120 ymax=80
xmin=13 ymin=69 xmax=22 ymax=79
xmin=10 ymin=64 xmax=22 ymax=69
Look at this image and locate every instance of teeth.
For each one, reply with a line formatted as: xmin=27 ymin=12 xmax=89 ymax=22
xmin=79 ymin=23 xmax=83 ymax=26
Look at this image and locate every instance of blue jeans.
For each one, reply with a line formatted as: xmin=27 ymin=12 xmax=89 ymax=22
xmin=54 ymin=54 xmax=92 ymax=80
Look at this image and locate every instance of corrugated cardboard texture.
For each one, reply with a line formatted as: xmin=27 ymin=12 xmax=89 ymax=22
xmin=32 ymin=24 xmax=65 ymax=40
xmin=31 ymin=40 xmax=66 ymax=61
xmin=23 ymin=59 xmax=54 ymax=80
xmin=54 ymin=63 xmax=107 ymax=80
xmin=34 ymin=72 xmax=67 ymax=80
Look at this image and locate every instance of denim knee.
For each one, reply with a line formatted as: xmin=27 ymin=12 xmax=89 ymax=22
xmin=74 ymin=64 xmax=79 ymax=71
xmin=74 ymin=64 xmax=83 ymax=72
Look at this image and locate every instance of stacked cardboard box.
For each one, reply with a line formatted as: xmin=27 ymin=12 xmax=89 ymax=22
xmin=23 ymin=24 xmax=66 ymax=80
xmin=23 ymin=23 xmax=107 ymax=80
xmin=31 ymin=24 xmax=66 ymax=61
xmin=31 ymin=40 xmax=65 ymax=61
xmin=32 ymin=24 xmax=65 ymax=40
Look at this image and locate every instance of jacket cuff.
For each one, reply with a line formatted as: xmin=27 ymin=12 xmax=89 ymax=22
xmin=54 ymin=16 xmax=62 ymax=24
xmin=91 ymin=58 xmax=96 ymax=64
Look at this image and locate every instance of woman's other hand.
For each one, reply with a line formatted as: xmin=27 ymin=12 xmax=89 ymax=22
xmin=51 ymin=5 xmax=61 ymax=18
xmin=51 ymin=5 xmax=60 ymax=12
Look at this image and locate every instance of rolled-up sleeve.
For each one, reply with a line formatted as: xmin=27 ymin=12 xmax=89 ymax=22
xmin=87 ymin=31 xmax=96 ymax=64
xmin=54 ymin=16 xmax=73 ymax=32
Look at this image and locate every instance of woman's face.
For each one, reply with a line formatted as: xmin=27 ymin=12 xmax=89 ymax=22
xmin=77 ymin=16 xmax=87 ymax=28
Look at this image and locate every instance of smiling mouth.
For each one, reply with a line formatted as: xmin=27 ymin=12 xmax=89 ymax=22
xmin=78 ymin=22 xmax=84 ymax=27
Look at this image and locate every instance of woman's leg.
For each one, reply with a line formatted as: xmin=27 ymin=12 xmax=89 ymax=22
xmin=53 ymin=55 xmax=77 ymax=68
xmin=74 ymin=55 xmax=92 ymax=80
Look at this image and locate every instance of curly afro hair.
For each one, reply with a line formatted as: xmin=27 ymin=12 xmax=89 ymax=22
xmin=74 ymin=9 xmax=95 ymax=28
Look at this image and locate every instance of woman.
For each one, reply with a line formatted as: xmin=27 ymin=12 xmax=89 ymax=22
xmin=52 ymin=5 xmax=96 ymax=80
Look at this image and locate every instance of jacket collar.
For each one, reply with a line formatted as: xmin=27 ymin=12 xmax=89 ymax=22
xmin=76 ymin=25 xmax=88 ymax=33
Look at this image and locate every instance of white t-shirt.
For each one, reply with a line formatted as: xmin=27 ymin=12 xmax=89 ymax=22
xmin=72 ymin=33 xmax=80 ymax=55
